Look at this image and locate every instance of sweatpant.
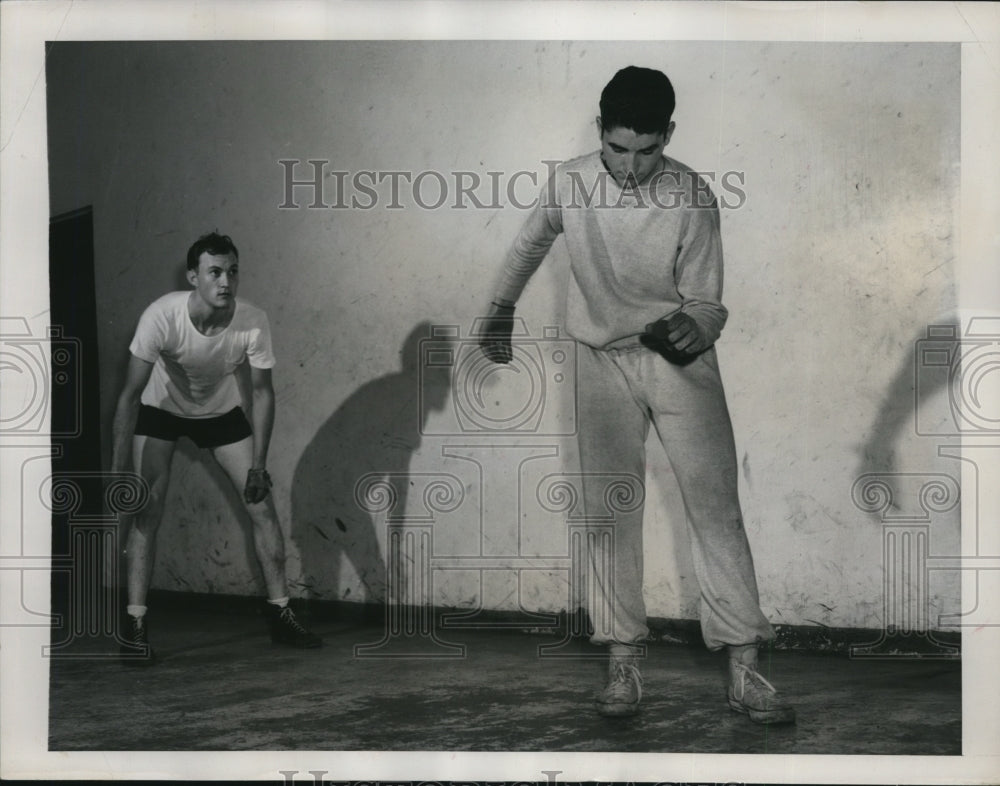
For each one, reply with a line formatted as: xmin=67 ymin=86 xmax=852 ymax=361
xmin=576 ymin=341 xmax=775 ymax=651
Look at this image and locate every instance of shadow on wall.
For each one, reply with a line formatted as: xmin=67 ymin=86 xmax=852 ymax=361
xmin=855 ymin=316 xmax=958 ymax=481
xmin=290 ymin=321 xmax=452 ymax=604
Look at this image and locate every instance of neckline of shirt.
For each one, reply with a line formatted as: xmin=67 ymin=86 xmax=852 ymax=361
xmin=185 ymin=292 xmax=238 ymax=338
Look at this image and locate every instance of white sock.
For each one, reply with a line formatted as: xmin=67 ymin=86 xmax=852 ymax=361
xmin=267 ymin=596 xmax=289 ymax=608
xmin=126 ymin=604 xmax=147 ymax=619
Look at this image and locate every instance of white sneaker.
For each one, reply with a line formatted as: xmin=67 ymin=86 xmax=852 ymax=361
xmin=595 ymin=647 xmax=643 ymax=717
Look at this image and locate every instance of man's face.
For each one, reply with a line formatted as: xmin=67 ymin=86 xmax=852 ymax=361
xmin=187 ymin=251 xmax=239 ymax=309
xmin=597 ymin=120 xmax=674 ymax=187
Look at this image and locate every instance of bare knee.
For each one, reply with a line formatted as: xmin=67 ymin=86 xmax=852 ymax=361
xmin=246 ymin=504 xmax=285 ymax=557
xmin=245 ymin=498 xmax=280 ymax=528
xmin=131 ymin=480 xmax=169 ymax=536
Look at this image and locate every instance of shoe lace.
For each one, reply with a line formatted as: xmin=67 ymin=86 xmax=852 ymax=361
xmin=732 ymin=661 xmax=777 ymax=700
xmin=278 ymin=606 xmax=308 ymax=635
xmin=610 ymin=661 xmax=644 ymax=702
xmin=129 ymin=616 xmax=146 ymax=641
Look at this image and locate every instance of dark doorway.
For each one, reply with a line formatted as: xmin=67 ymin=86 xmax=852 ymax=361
xmin=48 ymin=206 xmax=112 ymax=654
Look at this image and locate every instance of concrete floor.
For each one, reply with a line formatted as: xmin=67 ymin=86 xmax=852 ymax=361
xmin=48 ymin=606 xmax=961 ymax=754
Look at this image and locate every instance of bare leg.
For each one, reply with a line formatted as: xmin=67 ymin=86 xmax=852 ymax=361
xmin=210 ymin=436 xmax=287 ymax=600
xmin=211 ymin=437 xmax=321 ymax=648
xmin=126 ymin=434 xmax=176 ymax=607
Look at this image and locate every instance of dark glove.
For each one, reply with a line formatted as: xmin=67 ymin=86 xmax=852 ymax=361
xmin=244 ymin=468 xmax=272 ymax=505
xmin=479 ymin=301 xmax=516 ymax=364
xmin=644 ymin=311 xmax=708 ymax=355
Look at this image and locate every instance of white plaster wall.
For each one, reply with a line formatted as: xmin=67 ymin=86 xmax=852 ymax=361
xmin=46 ymin=40 xmax=960 ymax=630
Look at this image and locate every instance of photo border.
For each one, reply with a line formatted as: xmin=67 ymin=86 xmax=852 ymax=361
xmin=2 ymin=1 xmax=998 ymax=782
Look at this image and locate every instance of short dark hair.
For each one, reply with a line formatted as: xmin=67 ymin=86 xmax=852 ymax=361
xmin=599 ymin=66 xmax=676 ymax=136
xmin=186 ymin=232 xmax=239 ymax=271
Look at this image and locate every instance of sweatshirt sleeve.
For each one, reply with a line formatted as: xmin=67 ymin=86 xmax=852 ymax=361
xmin=674 ymin=199 xmax=728 ymax=345
xmin=491 ymin=175 xmax=564 ymax=306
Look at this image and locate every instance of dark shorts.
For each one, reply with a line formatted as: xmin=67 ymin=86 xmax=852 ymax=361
xmin=135 ymin=405 xmax=253 ymax=449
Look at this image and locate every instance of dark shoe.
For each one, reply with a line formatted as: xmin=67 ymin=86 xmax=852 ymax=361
xmin=268 ymin=604 xmax=322 ymax=648
xmin=119 ymin=614 xmax=156 ymax=666
xmin=728 ymin=662 xmax=796 ymax=724
xmin=595 ymin=646 xmax=643 ymax=717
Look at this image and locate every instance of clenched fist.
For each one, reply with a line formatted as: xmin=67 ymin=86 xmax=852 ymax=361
xmin=244 ymin=468 xmax=273 ymax=505
xmin=479 ymin=301 xmax=516 ymax=364
xmin=644 ymin=311 xmax=709 ymax=355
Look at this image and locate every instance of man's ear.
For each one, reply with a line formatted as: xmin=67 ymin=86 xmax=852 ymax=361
xmin=186 ymin=268 xmax=198 ymax=287
xmin=595 ymin=115 xmax=604 ymax=139
xmin=663 ymin=120 xmax=676 ymax=145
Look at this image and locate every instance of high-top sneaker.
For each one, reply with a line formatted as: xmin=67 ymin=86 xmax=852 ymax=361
xmin=268 ymin=604 xmax=322 ymax=648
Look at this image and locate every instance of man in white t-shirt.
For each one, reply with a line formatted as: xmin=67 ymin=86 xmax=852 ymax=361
xmin=111 ymin=232 xmax=320 ymax=664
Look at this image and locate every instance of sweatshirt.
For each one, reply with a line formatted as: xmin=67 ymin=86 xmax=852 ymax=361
xmin=492 ymin=150 xmax=728 ymax=350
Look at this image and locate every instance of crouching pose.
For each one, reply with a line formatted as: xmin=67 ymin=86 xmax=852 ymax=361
xmin=111 ymin=232 xmax=321 ymax=664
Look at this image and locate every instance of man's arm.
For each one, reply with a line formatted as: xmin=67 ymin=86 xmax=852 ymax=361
xmin=645 ymin=198 xmax=728 ymax=356
xmin=111 ymin=355 xmax=155 ymax=473
xmin=671 ymin=199 xmax=728 ymax=345
xmin=481 ymin=175 xmax=563 ymax=363
xmin=249 ymin=365 xmax=275 ymax=470
xmin=492 ymin=176 xmax=564 ymax=305
xmin=241 ymin=365 xmax=276 ymax=505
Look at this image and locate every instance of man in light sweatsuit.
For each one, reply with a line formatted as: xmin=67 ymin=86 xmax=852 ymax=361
xmin=480 ymin=66 xmax=794 ymax=723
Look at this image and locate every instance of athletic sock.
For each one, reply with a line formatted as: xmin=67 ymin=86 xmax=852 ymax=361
xmin=126 ymin=604 xmax=147 ymax=620
xmin=266 ymin=596 xmax=290 ymax=609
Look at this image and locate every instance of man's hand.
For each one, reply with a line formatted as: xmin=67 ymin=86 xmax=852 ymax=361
xmin=244 ymin=468 xmax=273 ymax=505
xmin=643 ymin=312 xmax=710 ymax=356
xmin=479 ymin=302 xmax=516 ymax=364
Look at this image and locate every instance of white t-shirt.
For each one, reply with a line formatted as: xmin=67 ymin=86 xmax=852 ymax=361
xmin=129 ymin=291 xmax=276 ymax=418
